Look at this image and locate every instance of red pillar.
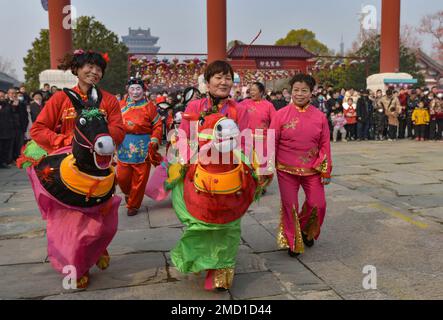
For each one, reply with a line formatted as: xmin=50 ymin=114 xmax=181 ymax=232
xmin=380 ymin=0 xmax=401 ymax=73
xmin=207 ymin=0 xmax=227 ymax=63
xmin=48 ymin=0 xmax=73 ymax=69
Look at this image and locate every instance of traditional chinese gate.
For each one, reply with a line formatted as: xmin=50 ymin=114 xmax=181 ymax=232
xmin=46 ymin=0 xmax=402 ymax=80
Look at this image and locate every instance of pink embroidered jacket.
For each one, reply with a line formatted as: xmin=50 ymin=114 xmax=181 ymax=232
xmin=268 ymin=104 xmax=332 ymax=178
xmin=239 ymin=99 xmax=276 ymax=134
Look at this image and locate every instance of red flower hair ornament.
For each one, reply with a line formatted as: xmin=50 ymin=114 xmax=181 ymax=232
xmin=101 ymin=53 xmax=110 ymax=63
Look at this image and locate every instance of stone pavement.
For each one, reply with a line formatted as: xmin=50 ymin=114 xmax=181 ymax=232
xmin=0 ymin=140 xmax=442 ymax=300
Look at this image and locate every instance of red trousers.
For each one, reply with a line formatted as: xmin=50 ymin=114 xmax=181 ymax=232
xmin=117 ymin=161 xmax=152 ymax=210
xmin=277 ymin=170 xmax=327 ymax=252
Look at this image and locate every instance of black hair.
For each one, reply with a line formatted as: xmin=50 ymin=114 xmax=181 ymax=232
xmin=32 ymin=91 xmax=43 ymax=98
xmin=252 ymin=82 xmax=265 ymax=94
xmin=386 ymin=89 xmax=393 ymax=96
xmin=333 ymin=106 xmax=344 ymax=114
xmin=127 ymin=78 xmax=145 ymax=88
xmin=204 ymin=60 xmax=234 ymax=83
xmin=289 ymin=73 xmax=316 ymax=92
xmin=60 ymin=50 xmax=108 ymax=78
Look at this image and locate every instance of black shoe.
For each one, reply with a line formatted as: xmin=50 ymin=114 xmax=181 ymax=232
xmin=287 ymin=249 xmax=300 ymax=257
xmin=127 ymin=208 xmax=139 ymax=216
xmin=0 ymin=163 xmax=9 ymax=169
xmin=216 ymin=287 xmax=228 ymax=292
xmin=302 ymin=233 xmax=314 ymax=247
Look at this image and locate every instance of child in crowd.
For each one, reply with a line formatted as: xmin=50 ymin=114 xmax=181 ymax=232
xmin=344 ymin=98 xmax=357 ymax=140
xmin=412 ymin=100 xmax=430 ymax=141
xmin=331 ymin=109 xmax=347 ymax=142
xmin=386 ymin=105 xmax=400 ymax=141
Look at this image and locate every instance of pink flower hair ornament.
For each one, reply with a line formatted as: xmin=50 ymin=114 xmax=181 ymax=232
xmin=73 ymin=49 xmax=85 ymax=55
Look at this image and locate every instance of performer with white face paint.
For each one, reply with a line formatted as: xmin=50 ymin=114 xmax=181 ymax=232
xmin=117 ymin=78 xmax=163 ymax=216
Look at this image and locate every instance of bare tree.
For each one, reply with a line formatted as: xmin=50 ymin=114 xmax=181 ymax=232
xmin=418 ymin=11 xmax=443 ymax=63
xmin=0 ymin=56 xmax=18 ymax=78
xmin=401 ymin=25 xmax=422 ymax=51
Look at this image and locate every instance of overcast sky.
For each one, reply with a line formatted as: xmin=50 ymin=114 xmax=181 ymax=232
xmin=0 ymin=0 xmax=441 ymax=81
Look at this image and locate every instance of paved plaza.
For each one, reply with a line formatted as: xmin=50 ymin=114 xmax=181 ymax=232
xmin=0 ymin=140 xmax=442 ymax=300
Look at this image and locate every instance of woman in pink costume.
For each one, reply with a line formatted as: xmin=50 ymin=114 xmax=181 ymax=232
xmin=268 ymin=73 xmax=332 ymax=257
xmin=240 ymin=82 xmax=276 ymax=192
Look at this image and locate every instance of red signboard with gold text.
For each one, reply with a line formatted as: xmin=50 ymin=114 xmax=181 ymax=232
xmin=256 ymin=59 xmax=283 ymax=69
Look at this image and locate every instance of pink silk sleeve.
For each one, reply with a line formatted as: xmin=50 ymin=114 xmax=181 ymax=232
xmin=268 ymin=111 xmax=280 ymax=173
xmin=176 ymin=101 xmax=200 ymax=164
xmin=269 ymin=103 xmax=277 ymax=125
xmin=235 ymin=102 xmax=250 ymax=132
xmin=312 ymin=115 xmax=332 ymax=178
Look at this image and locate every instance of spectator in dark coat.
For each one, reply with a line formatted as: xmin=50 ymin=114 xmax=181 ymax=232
xmin=272 ymin=91 xmax=287 ymax=110
xmin=356 ymin=90 xmax=372 ymax=141
xmin=6 ymin=88 xmax=29 ymax=162
xmin=0 ymin=90 xmax=15 ymax=168
xmin=41 ymin=83 xmax=52 ymax=103
xmin=30 ymin=91 xmax=44 ymax=123
xmin=19 ymin=85 xmax=31 ymax=105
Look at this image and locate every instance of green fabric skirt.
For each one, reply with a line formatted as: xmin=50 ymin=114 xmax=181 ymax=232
xmin=170 ymin=181 xmax=242 ymax=274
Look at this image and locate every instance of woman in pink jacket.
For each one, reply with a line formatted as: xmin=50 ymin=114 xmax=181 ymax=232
xmin=269 ymin=74 xmax=332 ymax=257
xmin=240 ymin=82 xmax=276 ymax=192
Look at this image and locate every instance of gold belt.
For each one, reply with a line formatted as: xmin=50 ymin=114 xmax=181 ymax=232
xmin=253 ymin=133 xmax=266 ymax=140
xmin=276 ymin=162 xmax=317 ymax=176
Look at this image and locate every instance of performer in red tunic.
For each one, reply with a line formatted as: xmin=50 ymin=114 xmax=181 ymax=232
xmin=116 ymin=78 xmax=163 ymax=216
xmin=22 ymin=50 xmax=125 ymax=289
xmin=30 ymin=51 xmax=124 ymax=153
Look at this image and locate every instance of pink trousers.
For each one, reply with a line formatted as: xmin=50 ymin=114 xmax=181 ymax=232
xmin=277 ymin=170 xmax=326 ymax=252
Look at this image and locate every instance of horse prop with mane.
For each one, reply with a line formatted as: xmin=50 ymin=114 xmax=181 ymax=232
xmin=19 ymin=86 xmax=121 ymax=288
xmin=144 ymin=88 xmax=196 ymax=201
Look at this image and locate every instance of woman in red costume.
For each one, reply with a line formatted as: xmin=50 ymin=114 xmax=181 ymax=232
xmin=30 ymin=50 xmax=124 ymax=153
xmin=116 ymin=78 xmax=163 ymax=216
xmin=22 ymin=50 xmax=125 ymax=289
